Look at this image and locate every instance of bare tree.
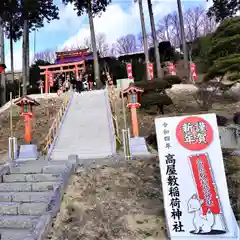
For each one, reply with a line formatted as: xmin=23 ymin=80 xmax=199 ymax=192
xmin=202 ymin=15 xmax=217 ymax=35
xmin=184 ymin=6 xmax=205 ymax=41
xmin=34 ymin=49 xmax=55 ymax=63
xmin=155 ymin=25 xmax=167 ymax=42
xmin=138 ymin=32 xmax=154 ymax=51
xmin=83 ymin=37 xmax=92 ymax=50
xmin=157 ymin=14 xmax=172 ymax=41
xmin=114 ymin=34 xmax=138 ymax=54
xmin=83 ymin=33 xmax=109 ymax=57
xmin=169 ymin=12 xmax=182 ymax=46
xmin=155 ymin=7 xmax=217 ymax=47
xmin=96 ymin=33 xmax=109 ymax=57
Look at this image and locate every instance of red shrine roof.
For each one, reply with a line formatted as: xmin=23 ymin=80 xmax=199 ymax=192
xmin=56 ymin=49 xmax=90 ymax=59
xmin=55 ymin=48 xmax=93 ymax=64
xmin=120 ymin=84 xmax=144 ymax=98
xmin=14 ymin=96 xmax=40 ymax=106
xmin=122 ymin=85 xmax=144 ymax=95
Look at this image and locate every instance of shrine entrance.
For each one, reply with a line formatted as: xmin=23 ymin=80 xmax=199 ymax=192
xmin=39 ymin=48 xmax=94 ymax=93
xmin=39 ymin=60 xmax=85 ymax=93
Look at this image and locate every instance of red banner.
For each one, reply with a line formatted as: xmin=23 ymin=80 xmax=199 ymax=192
xmin=189 ymin=153 xmax=220 ymax=215
xmin=190 ymin=62 xmax=197 ymax=81
xmin=49 ymin=72 xmax=54 ymax=87
xmin=169 ymin=62 xmax=176 ymax=75
xmin=148 ymin=63 xmax=154 ymax=80
xmin=126 ymin=63 xmax=133 ymax=79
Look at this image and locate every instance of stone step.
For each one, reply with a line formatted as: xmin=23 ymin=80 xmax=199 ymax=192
xmin=0 ymin=215 xmax=39 ymax=228
xmin=0 ymin=191 xmax=53 ymax=203
xmin=51 ymin=151 xmax=113 ymax=160
xmin=0 ymin=202 xmax=48 ymax=216
xmin=0 ymin=182 xmax=60 ymax=192
xmin=0 ymin=228 xmax=33 ymax=240
xmin=51 ymin=89 xmax=114 ymax=160
xmin=9 ymin=164 xmax=68 ymax=174
xmin=3 ymin=173 xmax=63 ymax=183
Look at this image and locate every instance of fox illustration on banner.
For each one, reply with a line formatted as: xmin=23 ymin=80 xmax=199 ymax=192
xmin=188 ymin=194 xmax=215 ymax=233
xmin=188 ymin=153 xmax=227 ymax=235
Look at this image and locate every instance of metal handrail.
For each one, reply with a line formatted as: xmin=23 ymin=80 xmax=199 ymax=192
xmin=40 ymin=91 xmax=72 ymax=156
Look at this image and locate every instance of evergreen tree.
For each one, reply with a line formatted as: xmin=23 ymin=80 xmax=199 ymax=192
xmin=207 ymin=0 xmax=240 ymax=22
xmin=1 ymin=0 xmax=59 ymax=95
xmin=204 ymin=17 xmax=240 ymax=82
xmin=135 ymin=75 xmax=182 ymax=114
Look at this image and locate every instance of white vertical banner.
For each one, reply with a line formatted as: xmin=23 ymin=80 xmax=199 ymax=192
xmin=155 ymin=113 xmax=239 ymax=240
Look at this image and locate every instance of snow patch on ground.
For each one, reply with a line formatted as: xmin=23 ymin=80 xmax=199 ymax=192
xmin=167 ymin=84 xmax=198 ymax=94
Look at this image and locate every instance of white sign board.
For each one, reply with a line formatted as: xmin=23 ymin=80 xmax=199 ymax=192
xmin=116 ymin=78 xmax=134 ymax=90
xmin=155 ymin=113 xmax=239 ymax=239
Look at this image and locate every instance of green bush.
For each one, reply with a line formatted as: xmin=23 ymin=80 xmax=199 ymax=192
xmin=162 ymin=75 xmax=182 ymax=84
xmin=203 ymin=17 xmax=240 ymax=82
xmin=140 ymin=93 xmax=173 ymax=109
xmin=134 ymin=78 xmax=177 ymax=114
xmin=135 ymin=80 xmax=172 ymax=93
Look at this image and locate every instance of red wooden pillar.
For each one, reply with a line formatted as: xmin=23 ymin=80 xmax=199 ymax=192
xmin=75 ymin=64 xmax=79 ymax=79
xmin=45 ymin=69 xmax=49 ymax=93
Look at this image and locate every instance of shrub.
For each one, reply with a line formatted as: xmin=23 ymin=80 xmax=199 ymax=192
xmin=135 ymin=80 xmax=172 ymax=93
xmin=162 ymin=75 xmax=182 ymax=84
xmin=233 ymin=112 xmax=240 ymax=125
xmin=216 ymin=115 xmax=228 ymax=126
xmin=140 ymin=93 xmax=173 ymax=112
xmin=134 ymin=78 xmax=179 ymax=114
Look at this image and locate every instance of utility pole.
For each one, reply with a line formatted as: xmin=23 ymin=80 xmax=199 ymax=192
xmin=135 ymin=0 xmax=150 ymax=81
xmin=0 ymin=17 xmax=6 ymax=105
xmin=147 ymin=0 xmax=163 ymax=79
xmin=88 ymin=3 xmax=100 ymax=89
xmin=177 ymin=0 xmax=188 ymax=70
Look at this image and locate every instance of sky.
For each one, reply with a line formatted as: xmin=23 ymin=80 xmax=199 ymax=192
xmin=4 ymin=0 xmax=213 ymax=71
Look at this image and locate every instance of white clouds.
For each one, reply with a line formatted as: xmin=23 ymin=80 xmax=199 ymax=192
xmin=5 ymin=39 xmax=34 ymax=72
xmin=4 ymin=0 xmax=212 ymax=71
xmin=62 ymin=3 xmax=142 ymax=48
xmin=45 ymin=3 xmax=82 ymax=33
xmin=62 ymin=0 xmax=209 ymax=49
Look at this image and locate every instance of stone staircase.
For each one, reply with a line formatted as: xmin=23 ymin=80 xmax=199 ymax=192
xmin=0 ymin=158 xmax=75 ymax=240
xmin=50 ymin=90 xmax=116 ymax=160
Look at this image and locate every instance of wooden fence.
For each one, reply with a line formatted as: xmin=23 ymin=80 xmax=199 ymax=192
xmin=40 ymin=91 xmax=72 ymax=156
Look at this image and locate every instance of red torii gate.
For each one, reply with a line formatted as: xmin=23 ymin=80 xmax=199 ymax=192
xmin=39 ymin=60 xmax=85 ymax=93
